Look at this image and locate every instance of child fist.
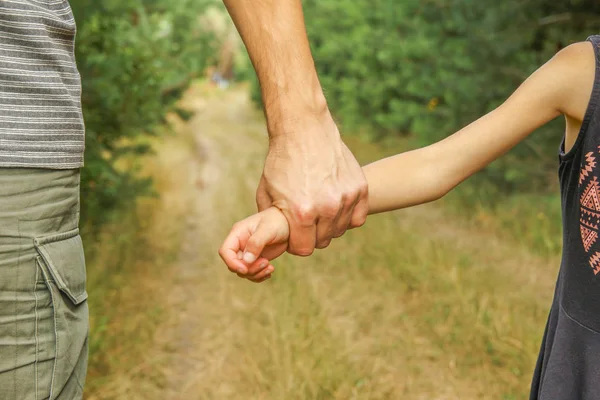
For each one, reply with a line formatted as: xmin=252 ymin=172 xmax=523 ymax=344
xmin=218 ymin=207 xmax=290 ymax=283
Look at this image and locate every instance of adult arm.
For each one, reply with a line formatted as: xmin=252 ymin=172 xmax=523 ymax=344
xmin=222 ymin=0 xmax=368 ymax=260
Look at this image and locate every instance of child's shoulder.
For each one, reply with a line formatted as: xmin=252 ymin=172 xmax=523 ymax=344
xmin=557 ymin=39 xmax=595 ymax=60
xmin=547 ymin=39 xmax=597 ymax=122
xmin=528 ymin=39 xmax=595 ymax=84
xmin=551 ymin=39 xmax=595 ymax=83
xmin=506 ymin=38 xmax=596 ymax=123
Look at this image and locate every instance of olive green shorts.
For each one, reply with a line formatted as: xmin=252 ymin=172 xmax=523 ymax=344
xmin=0 ymin=168 xmax=88 ymax=400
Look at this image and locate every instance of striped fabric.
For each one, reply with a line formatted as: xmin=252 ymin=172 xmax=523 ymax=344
xmin=0 ymin=0 xmax=84 ymax=169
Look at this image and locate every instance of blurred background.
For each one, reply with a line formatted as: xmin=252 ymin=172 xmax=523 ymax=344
xmin=74 ymin=0 xmax=600 ymax=399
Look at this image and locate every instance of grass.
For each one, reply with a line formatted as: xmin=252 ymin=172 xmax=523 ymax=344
xmin=346 ymin=134 xmax=563 ymax=259
xmin=83 ymin=125 xmax=193 ymax=397
xmin=83 ymin=82 xmax=561 ymax=399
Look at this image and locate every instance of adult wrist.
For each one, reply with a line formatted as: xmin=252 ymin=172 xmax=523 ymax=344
xmin=264 ymin=90 xmax=334 ymax=139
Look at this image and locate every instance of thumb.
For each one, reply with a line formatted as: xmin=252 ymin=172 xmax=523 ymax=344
xmin=256 ymin=176 xmax=272 ymax=212
xmin=242 ymin=220 xmax=273 ymax=264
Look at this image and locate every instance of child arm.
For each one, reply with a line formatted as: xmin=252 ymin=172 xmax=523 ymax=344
xmin=219 ymin=42 xmax=595 ymax=283
xmin=365 ymin=42 xmax=595 ymax=214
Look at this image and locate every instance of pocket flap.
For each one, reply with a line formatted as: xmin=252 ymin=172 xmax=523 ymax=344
xmin=34 ymin=227 xmax=88 ymax=305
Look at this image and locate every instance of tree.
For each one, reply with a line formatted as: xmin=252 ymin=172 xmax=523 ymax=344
xmin=253 ymin=0 xmax=600 ymax=191
xmin=70 ymin=0 xmax=219 ymax=228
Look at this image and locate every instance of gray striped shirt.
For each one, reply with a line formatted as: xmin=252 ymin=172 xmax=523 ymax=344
xmin=0 ymin=0 xmax=84 ymax=169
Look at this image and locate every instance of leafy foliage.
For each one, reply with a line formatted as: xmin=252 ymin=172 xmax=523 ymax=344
xmin=252 ymin=0 xmax=600 ymax=191
xmin=70 ymin=0 xmax=220 ymax=228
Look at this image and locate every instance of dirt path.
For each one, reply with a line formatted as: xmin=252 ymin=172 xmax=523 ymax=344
xmin=145 ymin=84 xmax=272 ymax=399
xmin=99 ymin=83 xmax=558 ymax=400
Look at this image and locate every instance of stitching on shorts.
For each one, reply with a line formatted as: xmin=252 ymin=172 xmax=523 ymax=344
xmin=34 ymin=226 xmax=79 ymax=248
xmin=40 ymin=264 xmax=58 ymax=399
xmin=13 ymin=219 xmax=22 ymax=398
xmin=49 ymin=304 xmax=84 ymax=392
xmin=33 ymin=259 xmax=40 ymax=400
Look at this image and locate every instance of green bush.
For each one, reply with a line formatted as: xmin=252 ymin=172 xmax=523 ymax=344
xmin=252 ymin=0 xmax=600 ymax=192
xmin=70 ymin=0 xmax=220 ymax=229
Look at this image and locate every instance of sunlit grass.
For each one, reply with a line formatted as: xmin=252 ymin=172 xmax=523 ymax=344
xmin=84 ymin=82 xmax=560 ymax=399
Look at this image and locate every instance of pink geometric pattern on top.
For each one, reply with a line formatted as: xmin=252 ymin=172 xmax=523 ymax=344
xmin=589 ymin=252 xmax=600 ymax=275
xmin=579 ymin=147 xmax=600 ymax=274
xmin=581 ymin=224 xmax=599 ymax=252
xmin=581 ymin=176 xmax=600 ymax=211
xmin=580 ymin=152 xmax=597 ymax=184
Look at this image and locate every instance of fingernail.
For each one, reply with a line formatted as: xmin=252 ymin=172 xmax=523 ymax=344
xmin=243 ymin=252 xmax=256 ymax=264
xmin=237 ymin=251 xmax=243 ymax=260
xmin=259 ymin=261 xmax=267 ymax=269
xmin=237 ymin=266 xmax=247 ymax=274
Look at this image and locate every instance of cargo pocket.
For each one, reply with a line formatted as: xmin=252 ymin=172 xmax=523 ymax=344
xmin=35 ymin=227 xmax=89 ymax=399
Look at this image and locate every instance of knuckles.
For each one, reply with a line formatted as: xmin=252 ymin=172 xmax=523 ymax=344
xmin=288 ymin=246 xmax=314 ymax=257
xmin=291 ymin=182 xmax=367 ymax=224
xmin=268 ymin=180 xmax=369 ymax=256
xmin=350 ymin=214 xmax=367 ymax=229
xmin=320 ymin=198 xmax=343 ymax=219
xmin=293 ymin=203 xmax=318 ymax=225
xmin=315 ymin=239 xmax=332 ymax=249
xmin=348 ymin=183 xmax=368 ymax=204
xmin=358 ymin=181 xmax=369 ymax=195
xmin=349 ymin=207 xmax=368 ymax=229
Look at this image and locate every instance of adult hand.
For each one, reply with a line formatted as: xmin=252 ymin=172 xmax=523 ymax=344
xmin=255 ymin=112 xmax=368 ymax=257
xmin=223 ymin=0 xmax=368 ymax=260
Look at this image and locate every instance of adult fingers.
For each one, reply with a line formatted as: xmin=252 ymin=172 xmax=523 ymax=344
xmin=332 ymin=193 xmax=358 ymax=238
xmin=260 ymin=242 xmax=288 ymax=261
xmin=286 ymin=216 xmax=317 ymax=256
xmin=315 ymin=197 xmax=343 ymax=248
xmin=256 ymin=176 xmax=272 ymax=212
xmin=349 ymin=187 xmax=369 ymax=229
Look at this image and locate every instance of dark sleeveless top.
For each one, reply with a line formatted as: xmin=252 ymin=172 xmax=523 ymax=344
xmin=530 ymin=35 xmax=600 ymax=399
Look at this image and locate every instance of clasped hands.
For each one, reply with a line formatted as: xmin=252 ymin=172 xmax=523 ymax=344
xmin=219 ymin=116 xmax=368 ymax=283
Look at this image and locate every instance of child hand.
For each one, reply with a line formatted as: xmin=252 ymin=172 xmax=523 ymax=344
xmin=218 ymin=207 xmax=290 ymax=283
